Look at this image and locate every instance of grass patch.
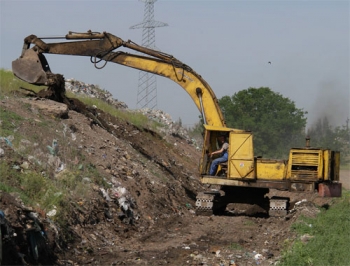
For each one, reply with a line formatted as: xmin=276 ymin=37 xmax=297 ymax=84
xmin=79 ymin=95 xmax=159 ymax=129
xmin=279 ymin=191 xmax=350 ymax=266
xmin=228 ymin=242 xmax=243 ymax=250
xmin=340 ymin=163 xmax=350 ymax=170
xmin=243 ymin=219 xmax=255 ymax=226
xmin=0 ymin=68 xmax=45 ymax=97
xmin=0 ymin=106 xmax=24 ymax=137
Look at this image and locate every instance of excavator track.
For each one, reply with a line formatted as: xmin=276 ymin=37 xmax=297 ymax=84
xmin=269 ymin=196 xmax=289 ymax=216
xmin=195 ymin=191 xmax=224 ymax=216
xmin=268 ymin=189 xmax=333 ymax=213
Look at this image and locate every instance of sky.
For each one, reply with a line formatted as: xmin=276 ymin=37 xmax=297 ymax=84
xmin=1 ymin=0 xmax=349 ymax=129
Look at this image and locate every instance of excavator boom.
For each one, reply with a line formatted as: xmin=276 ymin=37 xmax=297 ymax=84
xmin=12 ymin=31 xmax=226 ymax=127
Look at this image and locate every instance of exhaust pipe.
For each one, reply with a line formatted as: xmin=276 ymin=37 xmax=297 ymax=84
xmin=305 ymin=136 xmax=310 ymax=148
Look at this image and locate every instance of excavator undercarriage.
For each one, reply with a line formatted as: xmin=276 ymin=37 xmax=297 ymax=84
xmin=195 ymin=186 xmax=290 ymax=217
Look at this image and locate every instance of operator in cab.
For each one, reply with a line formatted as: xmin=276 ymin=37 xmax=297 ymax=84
xmin=208 ymin=134 xmax=229 ymax=176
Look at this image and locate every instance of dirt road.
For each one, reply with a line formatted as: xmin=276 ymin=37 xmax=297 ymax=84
xmin=340 ymin=169 xmax=350 ymax=190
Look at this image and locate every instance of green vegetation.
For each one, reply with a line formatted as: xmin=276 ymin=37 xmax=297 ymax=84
xmin=340 ymin=163 xmax=350 ymax=170
xmin=0 ymin=107 xmax=24 ymax=137
xmin=218 ymin=87 xmax=350 ymax=164
xmin=228 ymin=242 xmax=243 ymax=250
xmin=279 ymin=191 xmax=350 ymax=266
xmin=79 ymin=95 xmax=160 ymax=130
xmin=219 ymin=87 xmax=307 ymax=159
xmin=0 ymin=68 xmax=45 ymax=96
xmin=188 ymin=117 xmax=205 ymax=138
xmin=308 ymin=117 xmax=350 ymax=164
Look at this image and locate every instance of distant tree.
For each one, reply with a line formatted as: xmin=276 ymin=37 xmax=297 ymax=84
xmin=174 ymin=117 xmax=183 ymax=128
xmin=219 ymin=87 xmax=307 ymax=158
xmin=307 ymin=116 xmax=334 ymax=147
xmin=307 ymin=117 xmax=350 ymax=163
xmin=189 ymin=116 xmax=205 ymax=137
xmin=187 ymin=116 xmax=205 ymax=150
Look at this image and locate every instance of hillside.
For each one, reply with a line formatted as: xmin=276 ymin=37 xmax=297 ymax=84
xmin=0 ymin=82 xmax=344 ymax=265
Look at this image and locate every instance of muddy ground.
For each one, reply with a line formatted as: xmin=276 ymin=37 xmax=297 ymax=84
xmin=0 ymin=90 xmax=348 ymax=266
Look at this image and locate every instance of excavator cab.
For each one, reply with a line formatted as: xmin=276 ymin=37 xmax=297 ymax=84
xmin=199 ymin=126 xmax=232 ymax=176
xmin=200 ymin=125 xmax=255 ymax=179
xmin=12 ymin=48 xmax=51 ymax=85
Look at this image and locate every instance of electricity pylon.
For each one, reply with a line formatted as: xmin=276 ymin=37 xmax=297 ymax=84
xmin=130 ymin=0 xmax=168 ymax=109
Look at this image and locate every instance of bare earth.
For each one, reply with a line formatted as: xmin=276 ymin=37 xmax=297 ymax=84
xmin=0 ymin=94 xmax=348 ymax=266
xmin=340 ymin=169 xmax=350 ymax=190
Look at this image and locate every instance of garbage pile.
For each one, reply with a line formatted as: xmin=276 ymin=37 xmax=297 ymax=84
xmin=65 ymin=78 xmax=200 ymax=148
xmin=65 ymin=79 xmax=128 ymax=109
xmin=134 ymin=108 xmax=195 ymax=142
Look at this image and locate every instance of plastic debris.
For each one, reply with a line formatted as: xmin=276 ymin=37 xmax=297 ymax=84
xmin=100 ymin=188 xmax=112 ymax=201
xmin=47 ymin=139 xmax=59 ymax=155
xmin=56 ymin=163 xmax=65 ymax=173
xmin=295 ymin=199 xmax=307 ymax=205
xmin=46 ymin=209 xmax=57 ymax=217
xmin=254 ymin=253 xmax=265 ymax=264
xmin=20 ymin=161 xmax=29 ymax=169
xmin=0 ymin=137 xmax=13 ymax=147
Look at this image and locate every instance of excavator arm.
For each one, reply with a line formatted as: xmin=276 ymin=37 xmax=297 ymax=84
xmin=12 ymin=31 xmax=226 ymax=127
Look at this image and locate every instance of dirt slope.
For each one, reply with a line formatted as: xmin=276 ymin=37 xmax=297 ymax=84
xmin=0 ymin=91 xmax=344 ymax=266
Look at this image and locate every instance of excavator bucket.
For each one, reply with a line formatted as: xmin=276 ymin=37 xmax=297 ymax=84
xmin=12 ymin=49 xmax=50 ymax=85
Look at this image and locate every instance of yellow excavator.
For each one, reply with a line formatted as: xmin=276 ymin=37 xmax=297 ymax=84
xmin=12 ymin=31 xmax=342 ymax=216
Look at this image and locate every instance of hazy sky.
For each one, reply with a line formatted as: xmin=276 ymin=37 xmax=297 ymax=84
xmin=1 ymin=0 xmax=349 ymax=129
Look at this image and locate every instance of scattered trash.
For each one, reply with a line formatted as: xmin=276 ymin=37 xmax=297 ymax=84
xmin=47 ymin=139 xmax=58 ymax=155
xmin=0 ymin=137 xmax=13 ymax=147
xmin=46 ymin=209 xmax=57 ymax=217
xmin=20 ymin=161 xmax=30 ymax=169
xmin=65 ymin=78 xmax=128 ymax=109
xmin=100 ymin=188 xmax=112 ymax=201
xmin=295 ymin=199 xmax=307 ymax=205
xmin=253 ymin=252 xmax=265 ymax=264
xmin=62 ymin=123 xmax=68 ymax=138
xmin=82 ymin=177 xmax=91 ymax=183
xmin=300 ymin=233 xmax=314 ymax=243
xmin=56 ymin=163 xmax=65 ymax=173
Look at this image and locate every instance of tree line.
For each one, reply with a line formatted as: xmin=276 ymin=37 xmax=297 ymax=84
xmin=191 ymin=87 xmax=349 ymax=163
